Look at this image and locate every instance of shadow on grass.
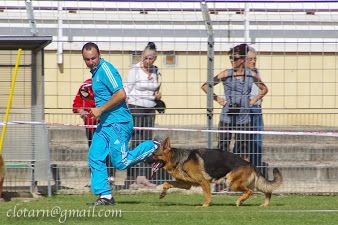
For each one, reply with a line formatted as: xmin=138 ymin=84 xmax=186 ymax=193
xmin=117 ymin=199 xmax=203 ymax=207
xmin=116 ymin=199 xmax=284 ymax=207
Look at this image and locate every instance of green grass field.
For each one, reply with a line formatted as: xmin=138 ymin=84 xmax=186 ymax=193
xmin=1 ymin=193 xmax=338 ymax=225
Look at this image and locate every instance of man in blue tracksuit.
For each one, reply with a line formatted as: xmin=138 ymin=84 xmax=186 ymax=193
xmin=82 ymin=42 xmax=160 ymax=205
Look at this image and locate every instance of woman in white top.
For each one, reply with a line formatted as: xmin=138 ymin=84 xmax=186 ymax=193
xmin=125 ymin=42 xmax=162 ymax=188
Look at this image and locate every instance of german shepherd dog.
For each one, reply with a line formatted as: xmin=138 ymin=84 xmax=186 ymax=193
xmin=147 ymin=137 xmax=282 ymax=207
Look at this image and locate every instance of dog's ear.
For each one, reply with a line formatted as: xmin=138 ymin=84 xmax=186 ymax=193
xmin=163 ymin=137 xmax=171 ymax=152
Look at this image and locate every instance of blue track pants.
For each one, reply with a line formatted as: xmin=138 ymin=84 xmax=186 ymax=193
xmin=88 ymin=121 xmax=157 ymax=196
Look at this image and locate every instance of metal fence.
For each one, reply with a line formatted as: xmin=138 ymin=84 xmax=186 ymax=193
xmin=0 ymin=38 xmax=51 ymax=196
xmin=0 ymin=1 xmax=338 ymax=196
xmin=44 ymin=112 xmax=338 ymax=194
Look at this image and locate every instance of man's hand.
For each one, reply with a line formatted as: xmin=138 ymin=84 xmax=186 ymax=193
xmin=91 ymin=107 xmax=103 ymax=120
xmin=154 ymin=91 xmax=162 ymax=100
xmin=249 ymin=96 xmax=259 ymax=106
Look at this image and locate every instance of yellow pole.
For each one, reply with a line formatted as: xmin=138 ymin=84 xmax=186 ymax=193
xmin=0 ymin=48 xmax=22 ymax=154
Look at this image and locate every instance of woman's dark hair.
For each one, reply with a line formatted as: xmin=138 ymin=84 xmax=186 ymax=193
xmin=228 ymin=43 xmax=249 ymax=58
xmin=82 ymin=42 xmax=100 ymax=54
xmin=145 ymin=42 xmax=157 ymax=51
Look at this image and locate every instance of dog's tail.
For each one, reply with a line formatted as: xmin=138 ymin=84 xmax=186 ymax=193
xmin=255 ymin=168 xmax=283 ymax=193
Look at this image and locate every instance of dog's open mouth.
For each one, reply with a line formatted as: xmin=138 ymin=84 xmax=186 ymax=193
xmin=151 ymin=161 xmax=164 ymax=178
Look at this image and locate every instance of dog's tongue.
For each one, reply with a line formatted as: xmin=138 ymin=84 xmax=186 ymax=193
xmin=151 ymin=162 xmax=161 ymax=178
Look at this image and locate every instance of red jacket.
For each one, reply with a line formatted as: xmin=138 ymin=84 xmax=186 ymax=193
xmin=72 ymin=79 xmax=97 ymax=132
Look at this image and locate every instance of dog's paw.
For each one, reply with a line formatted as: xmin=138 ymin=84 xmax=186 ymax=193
xmin=236 ymin=200 xmax=242 ymax=207
xmin=201 ymin=203 xmax=210 ymax=208
xmin=159 ymin=191 xmax=167 ymax=199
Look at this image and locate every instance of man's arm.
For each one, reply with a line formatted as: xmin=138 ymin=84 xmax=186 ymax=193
xmin=91 ymin=88 xmax=127 ymax=119
xmin=251 ymin=72 xmax=268 ymax=105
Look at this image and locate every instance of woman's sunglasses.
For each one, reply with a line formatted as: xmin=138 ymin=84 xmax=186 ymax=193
xmin=229 ymin=56 xmax=243 ymax=61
